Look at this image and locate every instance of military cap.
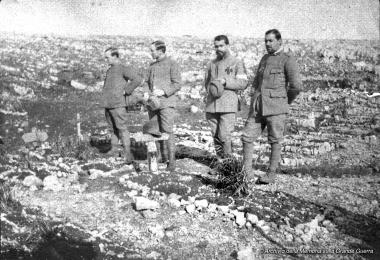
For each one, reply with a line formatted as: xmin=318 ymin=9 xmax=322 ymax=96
xmin=209 ymin=80 xmax=224 ymax=98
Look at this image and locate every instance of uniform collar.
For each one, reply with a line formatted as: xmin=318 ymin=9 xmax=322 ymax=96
xmin=156 ymin=54 xmax=167 ymax=62
xmin=270 ymin=46 xmax=283 ymax=56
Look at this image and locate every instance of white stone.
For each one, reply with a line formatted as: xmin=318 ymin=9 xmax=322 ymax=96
xmin=167 ymin=193 xmax=181 ymax=200
xmin=134 ymin=196 xmax=160 ymax=211
xmin=43 ymin=175 xmax=63 ymax=192
xmin=188 ymin=196 xmax=196 ymax=203
xmin=190 ymin=105 xmax=199 ymax=113
xmin=194 ymin=199 xmax=208 ymax=209
xmin=180 ymin=199 xmax=190 ymax=205
xmin=146 ymin=251 xmax=162 ymax=259
xmin=217 ymin=205 xmax=230 ymax=214
xmin=148 ymin=225 xmax=165 ymax=239
xmin=185 ymin=204 xmax=196 ymax=214
xmin=235 ymin=212 xmax=246 ymax=227
xmin=71 ymin=80 xmax=87 ymax=90
xmin=237 ymin=247 xmax=255 ymax=260
xmin=23 ymin=175 xmax=43 ymax=187
xmin=256 ymin=220 xmax=266 ymax=228
xmin=168 ymin=198 xmax=181 ymax=208
xmin=127 ymin=190 xmax=138 ymax=197
xmin=261 ymin=225 xmax=270 ymax=234
xmin=207 ymin=203 xmax=217 ymax=212
xmin=246 ymin=213 xmax=259 ymax=225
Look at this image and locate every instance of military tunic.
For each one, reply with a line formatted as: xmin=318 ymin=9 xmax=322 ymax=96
xmin=204 ymin=51 xmax=248 ymax=156
xmin=242 ymin=50 xmax=302 ymax=144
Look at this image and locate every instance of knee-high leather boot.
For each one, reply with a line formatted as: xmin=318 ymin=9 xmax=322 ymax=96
xmin=108 ymin=134 xmax=120 ymax=154
xmin=243 ymin=142 xmax=254 ymax=172
xmin=167 ymin=133 xmax=176 ymax=171
xmin=259 ymin=143 xmax=281 ymax=184
xmin=120 ymin=130 xmax=133 ymax=164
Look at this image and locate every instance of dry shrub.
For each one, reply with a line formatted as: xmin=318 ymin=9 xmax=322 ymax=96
xmin=214 ymin=155 xmax=250 ymax=197
xmin=51 ymin=135 xmax=95 ymax=160
xmin=0 ymin=182 xmax=21 ymax=213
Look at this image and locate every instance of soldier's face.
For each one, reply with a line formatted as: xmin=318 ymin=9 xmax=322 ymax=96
xmin=265 ymin=33 xmax=282 ymax=54
xmin=105 ymin=51 xmax=117 ymax=65
xmin=150 ymin=45 xmax=160 ymax=59
xmin=214 ymin=40 xmax=228 ymax=58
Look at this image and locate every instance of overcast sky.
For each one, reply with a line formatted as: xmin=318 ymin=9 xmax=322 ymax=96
xmin=0 ymin=0 xmax=379 ymax=39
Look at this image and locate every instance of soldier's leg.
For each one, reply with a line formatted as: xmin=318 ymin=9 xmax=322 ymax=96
xmin=241 ymin=114 xmax=266 ymax=176
xmin=148 ymin=110 xmax=164 ymax=162
xmin=218 ymin=113 xmax=236 ymax=157
xmin=105 ymin=108 xmax=120 ymax=153
xmin=206 ymin=113 xmax=223 ymax=157
xmin=259 ymin=114 xmax=286 ymax=184
xmin=110 ymin=107 xmax=133 ymax=164
xmin=159 ymin=107 xmax=176 ymax=171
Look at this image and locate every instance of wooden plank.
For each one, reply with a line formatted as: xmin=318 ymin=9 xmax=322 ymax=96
xmin=131 ymin=132 xmax=169 ymax=143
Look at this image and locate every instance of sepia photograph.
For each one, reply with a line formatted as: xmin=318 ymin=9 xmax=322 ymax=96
xmin=0 ymin=0 xmax=379 ymax=259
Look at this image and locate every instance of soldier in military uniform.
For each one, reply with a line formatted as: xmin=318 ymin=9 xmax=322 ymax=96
xmin=102 ymin=47 xmax=144 ymax=164
xmin=144 ymin=40 xmax=182 ymax=171
xmin=204 ymin=35 xmax=248 ymax=159
xmin=242 ymin=29 xmax=302 ymax=184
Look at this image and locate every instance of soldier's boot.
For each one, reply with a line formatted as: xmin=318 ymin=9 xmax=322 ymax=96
xmin=258 ymin=143 xmax=281 ymax=184
xmin=166 ymin=134 xmax=176 ymax=172
xmin=108 ymin=134 xmax=120 ymax=155
xmin=242 ymin=142 xmax=256 ymax=181
xmin=120 ymin=130 xmax=133 ymax=165
xmin=155 ymin=141 xmax=163 ymax=163
xmin=160 ymin=140 xmax=169 ymax=163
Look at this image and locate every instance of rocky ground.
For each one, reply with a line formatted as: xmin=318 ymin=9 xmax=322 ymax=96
xmin=0 ymin=34 xmax=379 ymax=259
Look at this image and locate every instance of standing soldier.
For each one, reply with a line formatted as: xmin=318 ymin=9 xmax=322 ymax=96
xmin=242 ymin=29 xmax=302 ymax=184
xmin=102 ymin=47 xmax=144 ymax=164
xmin=145 ymin=40 xmax=182 ymax=171
xmin=204 ymin=35 xmax=248 ymax=159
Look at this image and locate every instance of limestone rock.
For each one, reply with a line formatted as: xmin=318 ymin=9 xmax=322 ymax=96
xmin=237 ymin=247 xmax=255 ymax=260
xmin=246 ymin=213 xmax=259 ymax=225
xmin=43 ymin=175 xmax=63 ymax=192
xmin=134 ymin=196 xmax=160 ymax=211
xmin=168 ymin=198 xmax=181 ymax=208
xmin=142 ymin=210 xmax=158 ymax=219
xmin=217 ymin=205 xmax=230 ymax=214
xmin=194 ymin=199 xmax=208 ymax=209
xmin=190 ymin=105 xmax=199 ymax=113
xmin=185 ymin=204 xmax=196 ymax=214
xmin=148 ymin=225 xmax=165 ymax=239
xmin=23 ymin=175 xmax=43 ymax=187
xmin=234 ymin=212 xmax=246 ymax=227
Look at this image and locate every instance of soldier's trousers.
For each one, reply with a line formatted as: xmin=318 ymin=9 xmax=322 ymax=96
xmin=241 ymin=113 xmax=286 ymax=144
xmin=148 ymin=107 xmax=176 ymax=162
xmin=206 ymin=112 xmax=236 ymax=157
xmin=105 ymin=107 xmax=130 ymax=140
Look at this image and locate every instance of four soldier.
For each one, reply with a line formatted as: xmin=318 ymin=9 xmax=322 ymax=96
xmin=102 ymin=29 xmax=302 ymax=184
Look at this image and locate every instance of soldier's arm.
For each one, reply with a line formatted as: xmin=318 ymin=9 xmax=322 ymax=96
xmin=123 ymin=66 xmax=144 ymax=95
xmin=204 ymin=62 xmax=211 ymax=92
xmin=224 ymin=60 xmax=248 ymax=90
xmin=284 ymin=56 xmax=302 ymax=104
xmin=161 ymin=60 xmax=182 ymax=97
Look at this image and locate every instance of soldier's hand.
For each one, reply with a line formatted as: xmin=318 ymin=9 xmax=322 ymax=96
xmin=216 ymin=78 xmax=226 ymax=85
xmin=152 ymin=88 xmax=165 ymax=97
xmin=143 ymin=92 xmax=150 ymax=102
